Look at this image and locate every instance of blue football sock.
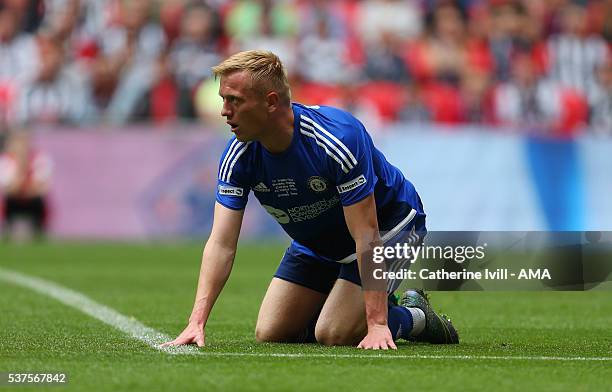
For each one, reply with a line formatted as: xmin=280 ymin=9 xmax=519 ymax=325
xmin=388 ymin=305 xmax=414 ymax=341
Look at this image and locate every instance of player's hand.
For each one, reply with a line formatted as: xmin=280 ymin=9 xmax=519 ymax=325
xmin=160 ymin=321 xmax=206 ymax=347
xmin=357 ymin=324 xmax=397 ymax=350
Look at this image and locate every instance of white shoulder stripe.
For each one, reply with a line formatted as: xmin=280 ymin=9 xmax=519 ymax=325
xmin=300 ymin=115 xmax=358 ymax=165
xmin=300 ymin=121 xmax=354 ymax=170
xmin=219 ymin=138 xmax=241 ymax=180
xmin=223 ymin=142 xmax=251 ymax=183
xmin=300 ymin=129 xmax=349 ymax=173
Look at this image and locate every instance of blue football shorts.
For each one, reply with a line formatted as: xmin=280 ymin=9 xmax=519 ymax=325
xmin=274 ymin=211 xmax=426 ymax=294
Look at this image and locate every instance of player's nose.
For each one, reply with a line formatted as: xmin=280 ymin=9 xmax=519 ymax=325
xmin=221 ymin=103 xmax=232 ymax=118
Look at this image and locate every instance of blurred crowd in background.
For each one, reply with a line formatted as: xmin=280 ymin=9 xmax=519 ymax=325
xmin=0 ymin=0 xmax=611 ymax=136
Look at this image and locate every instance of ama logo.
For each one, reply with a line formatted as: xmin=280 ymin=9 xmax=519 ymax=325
xmin=518 ymin=269 xmax=551 ymax=279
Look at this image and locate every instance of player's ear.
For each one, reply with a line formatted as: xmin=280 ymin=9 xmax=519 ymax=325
xmin=265 ymin=91 xmax=279 ymax=113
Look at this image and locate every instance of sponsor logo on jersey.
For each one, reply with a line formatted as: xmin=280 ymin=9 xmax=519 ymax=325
xmin=307 ymin=176 xmax=328 ymax=192
xmin=253 ymin=182 xmax=271 ymax=192
xmin=218 ymin=185 xmax=244 ymax=197
xmin=337 ymin=174 xmax=367 ymax=194
xmin=262 ymin=205 xmax=290 ymax=224
xmin=288 ymin=196 xmax=340 ymax=222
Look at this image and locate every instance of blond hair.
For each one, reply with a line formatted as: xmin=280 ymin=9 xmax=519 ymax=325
xmin=212 ymin=50 xmax=291 ymax=104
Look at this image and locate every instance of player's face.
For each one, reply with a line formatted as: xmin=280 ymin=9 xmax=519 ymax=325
xmin=219 ymin=71 xmax=269 ymax=142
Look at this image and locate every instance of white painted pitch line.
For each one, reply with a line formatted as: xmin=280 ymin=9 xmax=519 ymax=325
xmin=187 ymin=352 xmax=612 ymax=362
xmin=0 ymin=267 xmax=198 ymax=355
xmin=1 ymin=267 xmax=611 ymax=363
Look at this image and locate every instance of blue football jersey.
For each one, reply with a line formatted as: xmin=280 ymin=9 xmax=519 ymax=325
xmin=216 ymin=103 xmax=425 ymax=262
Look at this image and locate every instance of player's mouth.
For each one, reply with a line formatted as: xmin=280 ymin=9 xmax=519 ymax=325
xmin=227 ymin=121 xmax=239 ymax=133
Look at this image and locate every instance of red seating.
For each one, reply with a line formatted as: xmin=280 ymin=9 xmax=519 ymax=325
xmin=358 ymin=81 xmax=406 ymax=121
xmin=295 ymin=83 xmax=342 ymax=106
xmin=421 ymin=83 xmax=463 ymax=124
xmin=150 ymin=77 xmax=178 ymax=123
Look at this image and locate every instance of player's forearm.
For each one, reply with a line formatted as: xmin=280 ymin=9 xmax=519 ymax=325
xmin=363 ymin=290 xmax=389 ymax=327
xmin=355 ymin=234 xmax=388 ymax=328
xmin=189 ymin=239 xmax=236 ymax=324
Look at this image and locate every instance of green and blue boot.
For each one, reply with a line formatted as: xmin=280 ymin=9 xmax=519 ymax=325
xmin=400 ymin=289 xmax=459 ymax=344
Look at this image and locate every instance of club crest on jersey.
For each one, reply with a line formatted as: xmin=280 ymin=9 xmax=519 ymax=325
xmin=218 ymin=185 xmax=244 ymax=197
xmin=253 ymin=182 xmax=271 ymax=192
xmin=337 ymin=175 xmax=367 ymax=194
xmin=308 ymin=176 xmax=328 ymax=193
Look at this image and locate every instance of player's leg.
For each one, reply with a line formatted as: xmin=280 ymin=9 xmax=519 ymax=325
xmin=314 ymin=278 xmax=367 ymax=346
xmin=315 ymin=226 xmax=424 ymax=346
xmin=255 ymin=278 xmax=326 ymax=342
xmin=314 ymin=262 xmax=422 ymax=346
xmin=315 ymin=260 xmax=458 ymax=345
xmin=30 ymin=196 xmax=48 ymax=239
xmin=255 ymin=249 xmax=340 ymax=343
xmin=316 ymin=213 xmax=458 ymax=346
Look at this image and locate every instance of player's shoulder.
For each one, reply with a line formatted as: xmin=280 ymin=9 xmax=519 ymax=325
xmin=219 ymin=137 xmax=254 ymax=163
xmin=293 ymin=102 xmax=367 ymax=151
xmin=293 ymin=103 xmax=370 ymax=174
xmin=218 ymin=136 xmax=253 ymax=184
xmin=294 ymin=103 xmax=363 ymax=137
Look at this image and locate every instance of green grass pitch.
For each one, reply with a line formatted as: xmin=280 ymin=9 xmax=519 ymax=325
xmin=1 ymin=242 xmax=611 ymax=391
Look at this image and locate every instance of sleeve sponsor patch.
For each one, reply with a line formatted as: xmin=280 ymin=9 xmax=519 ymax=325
xmin=218 ymin=185 xmax=244 ymax=197
xmin=336 ymin=174 xmax=367 ymax=194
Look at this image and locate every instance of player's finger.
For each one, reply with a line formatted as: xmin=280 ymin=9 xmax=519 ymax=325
xmin=388 ymin=339 xmax=397 ymax=350
xmin=159 ymin=339 xmax=176 ymax=347
xmin=196 ymin=335 xmax=204 ymax=347
xmin=380 ymin=341 xmax=389 ymax=350
xmin=172 ymin=336 xmax=192 ymax=346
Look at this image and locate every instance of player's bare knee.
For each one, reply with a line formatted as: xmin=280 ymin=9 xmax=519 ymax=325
xmin=255 ymin=325 xmax=275 ymax=343
xmin=315 ymin=328 xmax=353 ymax=346
xmin=255 ymin=324 xmax=289 ymax=343
xmin=315 ymin=323 xmax=356 ymax=346
xmin=254 ymin=329 xmax=274 ymax=343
